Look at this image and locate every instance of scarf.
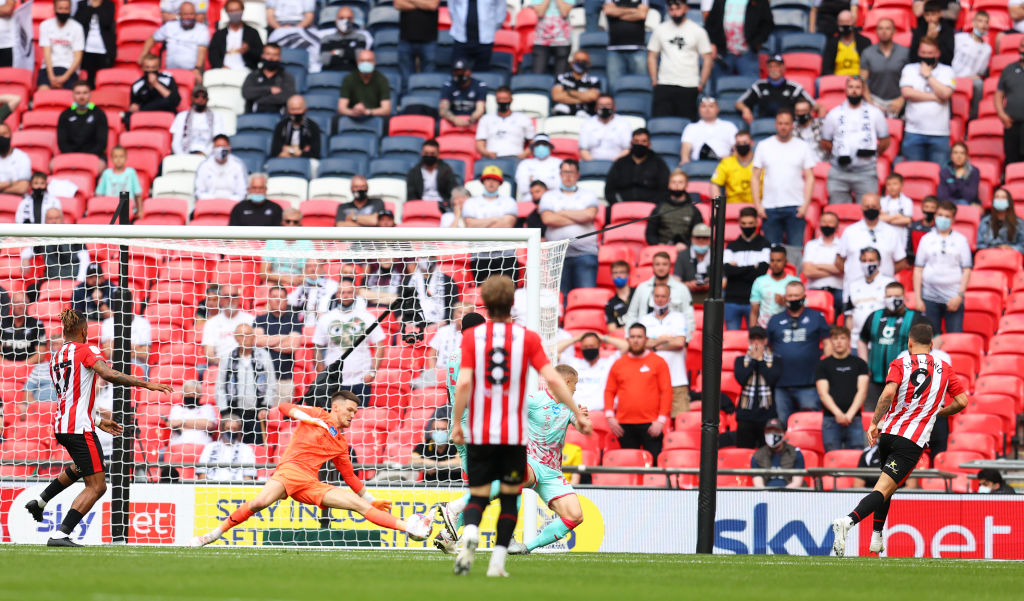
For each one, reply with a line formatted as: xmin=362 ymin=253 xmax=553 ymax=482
xmin=832 ymin=103 xmax=877 ymax=166
xmin=181 ymin=108 xmax=215 ymax=154
xmin=223 ymin=348 xmax=269 ymax=411
xmin=412 ymin=269 xmax=446 ymax=323
xmin=738 ymin=350 xmax=774 ymax=411
xmin=282 ymin=118 xmax=312 ymax=149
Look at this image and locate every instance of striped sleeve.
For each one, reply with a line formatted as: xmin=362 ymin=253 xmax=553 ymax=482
xmin=884 ymin=358 xmax=903 ymax=385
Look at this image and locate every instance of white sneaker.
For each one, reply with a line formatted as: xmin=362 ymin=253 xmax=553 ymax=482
xmin=486 ymin=566 xmax=510 ymax=577
xmin=433 ymin=529 xmax=457 ymax=554
xmin=189 ymin=530 xmax=222 ymax=548
xmin=406 ymin=513 xmax=432 ymax=541
xmin=869 ymin=531 xmax=885 ymax=555
xmin=508 ymin=539 xmax=529 ymax=555
xmin=454 ymin=533 xmax=478 ymax=575
xmin=832 ymin=517 xmax=853 ymax=557
xmin=439 ymin=502 xmax=459 ymax=539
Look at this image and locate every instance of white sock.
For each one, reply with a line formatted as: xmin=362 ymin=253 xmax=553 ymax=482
xmin=35 ymin=498 xmax=47 ymax=509
xmin=842 ymin=516 xmax=853 ymax=528
xmin=489 ymin=545 xmax=507 ymax=571
xmin=462 ymin=524 xmax=479 ymax=542
xmin=448 ymin=496 xmax=468 ymax=515
xmin=51 ymin=532 xmax=69 ymax=539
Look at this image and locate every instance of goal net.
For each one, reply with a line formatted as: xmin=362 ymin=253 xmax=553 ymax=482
xmin=0 ymin=225 xmax=569 ymax=548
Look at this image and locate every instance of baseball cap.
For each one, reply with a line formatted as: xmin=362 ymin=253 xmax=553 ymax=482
xmin=85 ymin=263 xmax=103 ymax=277
xmin=378 ymin=209 xmax=395 ymax=219
xmin=452 ymin=59 xmax=470 ymax=72
xmin=531 ymin=133 xmax=552 ymax=147
xmin=692 ymin=223 xmax=712 ymax=238
xmin=748 ymin=326 xmax=768 ymax=340
xmin=765 ymin=418 xmax=785 ymax=433
xmin=481 ymin=165 xmax=504 ymax=182
xmin=767 ymin=54 xmax=785 ymax=64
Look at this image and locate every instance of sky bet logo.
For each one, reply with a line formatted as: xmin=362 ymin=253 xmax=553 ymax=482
xmin=715 ymin=503 xmax=833 ymax=555
xmin=35 ymin=502 xmax=175 ymax=543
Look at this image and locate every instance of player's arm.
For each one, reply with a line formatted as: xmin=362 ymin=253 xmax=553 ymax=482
xmin=539 ymin=363 xmax=592 ymax=435
xmin=92 ymin=359 xmax=172 ymax=393
xmin=867 ymin=381 xmax=898 ymax=445
xmin=280 ymin=402 xmax=337 ymax=435
xmin=937 ymin=392 xmax=969 ymax=417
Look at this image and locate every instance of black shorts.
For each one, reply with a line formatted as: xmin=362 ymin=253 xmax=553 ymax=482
xmin=465 ymin=444 xmax=526 ymax=488
xmin=54 ymin=432 xmax=106 ymax=477
xmin=878 ymin=433 xmax=923 ymax=486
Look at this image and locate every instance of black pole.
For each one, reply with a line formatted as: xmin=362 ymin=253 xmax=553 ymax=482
xmin=696 ymin=195 xmax=726 ymax=554
xmin=110 ymin=191 xmax=133 ymax=543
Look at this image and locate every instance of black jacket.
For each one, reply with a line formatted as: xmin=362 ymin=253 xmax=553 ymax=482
xmin=706 ymin=0 xmax=773 ymax=54
xmin=242 ymin=68 xmax=297 ymax=113
xmin=270 ymin=116 xmax=322 ymax=158
xmin=909 ymin=18 xmax=955 ymax=65
xmin=209 ymin=25 xmax=264 ymax=70
xmin=723 ymin=234 xmax=770 ymax=304
xmin=604 ymin=153 xmax=670 ymax=207
xmin=130 ymin=71 xmax=181 ymax=113
xmin=644 ymin=194 xmax=703 ymax=245
xmin=74 ymin=0 xmax=115 ymax=63
xmin=405 ymin=160 xmax=461 ymax=206
xmin=57 ymin=105 xmax=108 ymax=157
xmin=822 ymin=32 xmax=873 ymax=76
xmin=397 ymin=270 xmax=458 ymax=327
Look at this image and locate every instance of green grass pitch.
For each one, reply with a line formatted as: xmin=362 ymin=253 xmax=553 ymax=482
xmin=0 ymin=546 xmax=1021 ymax=601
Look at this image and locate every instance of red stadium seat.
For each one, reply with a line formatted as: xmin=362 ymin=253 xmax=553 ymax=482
xmin=32 ymin=89 xmax=73 ymax=111
xmin=946 ymin=432 xmax=998 ymax=459
xmin=658 ymin=449 xmax=700 ymax=488
xmin=190 ymin=198 xmax=235 ymax=226
xmin=609 ymin=201 xmax=656 ymax=226
xmin=601 ymin=222 xmax=648 ymax=258
xmin=969 ymin=270 xmax=1010 ymax=296
xmin=594 ymin=448 xmax=652 ymax=486
xmin=979 ymin=355 xmax=1024 ymax=379
xmin=389 ymin=115 xmax=436 ymax=139
xmin=637 ymin=245 xmax=678 ymax=267
xmin=298 ymin=199 xmax=342 ymax=227
xmin=974 ymin=248 xmax=1023 ymax=280
xmin=674 ymin=412 xmax=701 ymax=432
xmin=563 ymin=308 xmax=607 ymax=334
xmin=663 ymin=430 xmax=701 ymax=450
xmin=974 ymin=375 xmax=1024 ymax=413
xmin=894 ymin=161 xmax=940 ymax=198
xmin=0 ymin=67 xmax=34 ymax=100
xmin=786 ymin=429 xmax=824 ymax=456
xmin=788 ymin=411 xmax=823 ymax=433
xmin=136 ymin=198 xmax=188 ymax=226
xmin=717 ymin=448 xmax=754 ymax=487
xmin=566 ymin=287 xmax=614 ymax=311
xmin=822 ymin=449 xmax=863 ymax=490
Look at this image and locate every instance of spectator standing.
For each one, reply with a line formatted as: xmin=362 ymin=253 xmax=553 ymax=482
xmin=563 ymin=332 xmax=628 ymax=411
xmin=170 ymin=86 xmax=224 ymax=156
xmin=645 ymin=170 xmax=703 ymax=249
xmin=550 ymin=51 xmax=603 ymax=117
xmin=605 ymin=128 xmax=670 ymax=206
xmin=229 ymin=174 xmax=282 ymax=227
xmin=337 ymin=50 xmax=392 ymax=119
xmin=814 ymin=325 xmax=868 ymax=451
xmin=821 ymin=77 xmax=890 ymax=205
xmin=71 ymin=263 xmax=114 ymax=322
xmin=406 ymin=139 xmax=460 ymax=206
xmin=0 ymin=123 xmax=30 ymax=196
xmin=723 ymin=207 xmax=770 ymax=329
xmin=705 ymin=0 xmax=773 ymax=79
xmin=859 ymin=18 xmax=910 ymax=118
xmin=737 ymin=55 xmax=816 ymax=124
xmin=166 ymin=380 xmax=218 ymax=447
xmin=857 ymin=280 xmax=929 ymax=403
xmin=201 ymin=285 xmax=255 ymax=365
xmin=676 ymin=223 xmax=713 ymax=304
xmin=463 ymin=167 xmax=519 ymax=283
xmin=907 ymin=195 xmax=938 ymax=262
xmin=913 ymin=201 xmax=972 ymax=334
xmin=319 ymin=7 xmax=373 ymax=73
xmin=880 ymin=173 xmax=913 ymax=246
xmin=937 ymin=142 xmax=980 ymax=206
xmin=476 ymin=87 xmax=535 ymax=159
xmin=439 ymin=60 xmax=487 ymax=129
xmin=540 ymin=159 xmax=600 ymax=295
xmin=209 ymin=0 xmax=262 ymax=71
xmin=0 ymin=0 xmax=14 ymax=68
xmin=605 ymin=260 xmax=634 ymax=333
xmin=242 ymin=44 xmax=296 ymax=113
xmin=396 ymin=0 xmax=439 ymax=80
xmin=515 ymin=134 xmax=562 ymax=201
xmin=271 ymin=95 xmax=322 ymax=159
xmin=638 ymin=284 xmax=690 ymax=416
xmin=129 ymin=54 xmax=181 ymax=115
xmin=287 ymin=259 xmax=339 ymax=322
xmin=266 ymin=0 xmax=315 ymax=31
xmin=262 ymin=210 xmax=314 ymax=286
xmin=900 ymin=37 xmax=955 ymax=164
xmin=711 ymin=130 xmax=756 ymax=204
xmin=0 ymin=291 xmax=45 ymax=362
xmin=978 ymin=188 xmax=1024 ymax=253
xmin=803 ymin=211 xmax=844 ymax=322
xmin=142 ymin=2 xmax=209 ymax=77
xmin=822 ymin=10 xmax=871 ymax=76
xmin=518 ymin=180 xmax=547 ymax=231
xmin=751 ymin=419 xmax=805 ymax=487
xmin=396 ymin=258 xmax=458 ymax=334
xmin=835 ymin=193 xmax=907 ymax=298
xmin=312 ymin=279 xmax=387 ymax=404
xmin=909 ymin=0 xmax=954 ymax=64
xmin=410 ymin=418 xmax=462 ymax=482
xmin=57 ymin=81 xmax=108 ymax=167
xmin=732 ymin=327 xmax=782 ymax=448
xmin=767 ymin=281 xmax=831 ymax=424
xmin=845 ymin=248 xmax=897 ymax=358
xmin=751 ymin=109 xmax=816 ymax=248
xmin=793 ymin=98 xmax=828 ymax=162
xmin=579 ymin=95 xmax=632 ymax=161
xmin=38 ymin=0 xmax=84 ymax=91
xmin=195 ymin=415 xmax=258 ymax=482
xmin=73 ymin=0 xmax=114 ymax=85
xmin=100 ymin=310 xmax=152 ymax=373
xmin=194 ymin=135 xmax=248 ymax=201
xmin=160 ymin=0 xmax=208 ymax=22
xmin=750 ymin=246 xmax=801 ymax=328
xmin=647 ymin=0 xmax=713 ymax=120
xmin=215 ymin=324 xmax=277 ymax=444
xmin=997 ymin=38 xmax=1024 ymax=165
xmin=625 ymin=251 xmax=697 ymax=334
xmin=604 ymin=0 xmax=649 ymax=80
xmin=604 ymin=323 xmax=672 ymax=463
xmin=810 ymin=0 xmax=853 ymax=38
xmin=952 ymin=11 xmax=991 ymax=83
xmin=526 ymin=0 xmax=573 ymax=74
xmin=16 ymin=173 xmax=62 ymax=224
xmin=335 ymin=176 xmax=384 ymax=226
xmin=448 ymin=0 xmax=507 ymax=71
xmin=680 ymin=97 xmax=738 ymax=164
xmin=95 ymin=146 xmax=142 ymax=210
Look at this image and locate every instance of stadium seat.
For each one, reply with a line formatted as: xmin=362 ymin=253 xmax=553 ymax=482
xmin=308 ymin=177 xmax=352 ymax=202
xmin=947 ymin=432 xmax=998 ymax=460
xmin=788 ymin=412 xmax=823 ymax=433
xmin=602 ymin=222 xmax=647 ymax=257
xmin=266 ymin=177 xmax=309 ymax=205
xmin=137 ymin=197 xmax=189 ymax=225
xmin=566 ymin=287 xmax=614 ymax=311
xmin=298 ymin=200 xmax=342 ymax=227
xmin=974 ymin=248 xmax=1023 ymax=280
xmin=389 ymin=115 xmax=436 ymax=139
xmin=974 ymin=376 xmax=1024 ymax=413
xmin=717 ymin=448 xmax=754 ymax=487
xmin=663 ymin=430 xmax=701 ymax=450
xmin=564 ymin=309 xmax=607 ymax=334
xmin=594 ymin=448 xmax=652 ymax=486
xmin=822 ymin=449 xmax=863 ymax=490
xmin=786 ymin=430 xmax=824 ymax=456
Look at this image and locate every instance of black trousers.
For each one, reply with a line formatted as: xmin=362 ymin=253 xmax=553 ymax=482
xmin=0 ymin=48 xmax=12 ymax=68
xmin=652 ymin=85 xmax=699 ymax=121
xmin=618 ymin=423 xmax=664 ymax=465
xmin=736 ymin=419 xmax=766 ymax=449
xmin=1006 ymin=122 xmax=1024 ymax=166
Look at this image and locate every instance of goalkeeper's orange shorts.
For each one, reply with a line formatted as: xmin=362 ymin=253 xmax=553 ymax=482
xmin=271 ymin=467 xmax=333 ymax=508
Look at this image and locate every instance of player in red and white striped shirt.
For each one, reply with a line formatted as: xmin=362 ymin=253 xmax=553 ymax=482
xmin=450 ymin=275 xmax=591 ymax=577
xmin=24 ymin=309 xmax=172 ymax=547
xmin=831 ymin=323 xmax=968 ymax=557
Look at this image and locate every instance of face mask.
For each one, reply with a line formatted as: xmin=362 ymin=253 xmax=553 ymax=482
xmin=581 ymin=347 xmax=600 ymax=362
xmin=820 ymin=225 xmax=836 ymax=237
xmin=765 ymin=432 xmax=784 ymax=448
xmin=227 ymin=11 xmax=243 ymax=24
xmin=598 ymin=107 xmax=613 ymax=119
xmin=862 ymin=261 xmax=879 ymax=277
xmin=483 ymin=189 xmax=499 ymax=198
xmin=572 ymin=61 xmax=589 ymax=74
xmin=692 ymin=244 xmax=709 ymax=254
xmin=612 ymin=276 xmax=629 ymax=288
xmin=354 ymin=190 xmax=368 ymax=201
xmin=421 ymin=154 xmax=438 ymax=167
xmin=921 ymin=56 xmax=938 ymax=67
xmin=306 ymin=276 xmax=318 ymax=285
xmin=183 ymin=395 xmax=200 ymax=407
xmin=740 ymin=225 xmax=757 ymax=238
xmin=454 ymin=74 xmax=469 ymax=86
xmin=630 ymin=143 xmax=649 ymax=158
xmin=669 ymin=189 xmax=687 ymax=199
xmin=847 ymin=94 xmax=863 ymax=106
xmin=884 ymin=296 xmax=904 ymax=313
xmin=796 ymin=113 xmax=811 ymax=125
xmin=653 ymin=300 xmax=670 ymax=316
xmin=336 ymin=19 xmax=351 ymax=33
xmin=923 ymin=210 xmax=936 ymax=221
xmin=974 ymin=28 xmax=985 ymax=38
xmin=863 ymin=208 xmax=880 ymax=221
xmin=215 ymin=147 xmax=230 ymax=161
xmin=935 ymin=215 xmax=952 ymax=231
xmin=357 ymin=61 xmax=375 ymax=74
xmin=978 ymin=485 xmax=992 ymax=494
xmin=497 ymin=101 xmax=511 ymax=113
xmin=670 ymin=14 xmax=685 ymax=24
xmin=0 ymin=136 xmax=10 ymax=155
xmin=221 ymin=432 xmax=239 ymax=444
xmin=787 ymin=298 xmax=804 ymax=312
xmin=55 ymin=12 xmax=71 ymax=23
xmin=181 ymin=18 xmax=196 ymax=29
xmin=264 ymin=59 xmax=281 ymax=71
xmin=32 ymin=189 xmax=44 ymax=202
xmin=193 ymin=102 xmax=207 ymax=112
xmin=735 ymin=143 xmax=751 ymax=155
xmin=249 ymin=194 xmax=266 ymax=204
xmin=994 ymin=198 xmax=1010 ymax=211
xmin=431 ymin=429 xmax=449 ymax=445
xmin=533 ymin=144 xmax=551 ymax=159
xmin=837 ymin=25 xmax=853 ymax=35
xmin=291 ymin=113 xmax=304 ymax=123
xmin=561 ymin=184 xmax=577 ymax=192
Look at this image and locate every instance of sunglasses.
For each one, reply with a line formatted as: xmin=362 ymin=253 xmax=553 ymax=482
xmin=283 ymin=219 xmax=301 ymax=224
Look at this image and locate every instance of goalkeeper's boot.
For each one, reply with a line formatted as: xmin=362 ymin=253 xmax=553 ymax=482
xmin=453 ymin=533 xmax=478 ymax=575
xmin=433 ymin=529 xmax=457 ymax=554
xmin=832 ymin=516 xmax=853 ymax=557
xmin=406 ymin=513 xmax=432 ymax=541
xmin=190 ymin=529 xmax=223 ymax=548
xmin=507 ymin=538 xmax=529 ymax=555
xmin=439 ymin=501 xmax=459 ymax=539
xmin=869 ymin=531 xmax=885 ymax=555
xmin=46 ymin=535 xmax=81 ymax=547
xmin=25 ymin=500 xmax=44 ymax=523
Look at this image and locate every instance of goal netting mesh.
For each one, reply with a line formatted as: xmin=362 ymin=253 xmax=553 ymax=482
xmin=0 ymin=229 xmax=569 ymax=548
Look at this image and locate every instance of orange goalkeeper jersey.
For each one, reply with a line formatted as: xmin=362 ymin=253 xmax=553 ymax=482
xmin=275 ymin=402 xmax=364 ymax=494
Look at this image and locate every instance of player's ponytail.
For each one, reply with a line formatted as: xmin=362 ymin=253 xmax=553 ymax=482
xmin=59 ymin=308 xmax=86 ymax=336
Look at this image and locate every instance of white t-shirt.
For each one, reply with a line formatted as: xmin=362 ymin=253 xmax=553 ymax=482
xmin=578 ymin=115 xmax=633 ymax=161
xmin=170 ymin=109 xmax=225 ymax=155
xmin=39 ymin=18 xmax=85 ymax=70
xmin=899 ymin=62 xmax=955 ymax=136
xmin=803 ymin=237 xmax=843 ymax=291
xmin=881 ymin=192 xmax=913 ymax=246
xmin=266 ymin=0 xmax=316 ymax=25
xmin=194 ymin=155 xmax=249 ymax=201
xmin=153 ymin=20 xmax=211 ymax=70
xmin=751 ymin=136 xmax=816 ymax=209
xmin=312 ymin=303 xmax=385 ymax=384
xmin=168 ymin=403 xmax=219 ymax=446
xmin=85 ymin=14 xmax=106 ymax=54
xmin=462 ymin=195 xmax=517 ymax=220
xmin=287 ymin=278 xmax=340 ymax=322
xmin=820 ymin=101 xmax=889 ymax=169
xmin=565 ymin=353 xmax=618 ymax=412
xmin=0 ymin=0 xmax=14 ymax=49
xmin=201 ymin=310 xmax=255 ymax=357
xmin=681 ymin=119 xmax=738 ymax=162
xmin=639 ymin=311 xmax=689 ymax=386
xmin=952 ymin=32 xmax=992 ymax=78
xmin=647 ymin=18 xmax=712 ymax=88
xmin=846 ymin=274 xmax=896 ymax=343
xmin=514 ymin=157 xmax=561 ymax=201
xmin=429 ymin=323 xmax=460 ymax=366
xmin=420 ymin=167 xmax=440 ymax=202
xmin=538 ymin=188 xmax=599 ymax=256
xmin=94 ymin=383 xmax=114 ymax=455
xmin=0 ymin=149 xmax=32 ymax=186
xmin=476 ymin=112 xmax=534 ymax=158
xmin=100 ymin=315 xmax=153 ymax=347
xmin=224 ymin=27 xmax=246 ymax=71
xmin=197 ymin=440 xmax=257 ymax=481
xmin=837 ymin=219 xmax=907 ymax=294
xmin=1013 ymin=0 xmax=1024 ymax=33
xmin=915 ymin=230 xmax=973 ymax=303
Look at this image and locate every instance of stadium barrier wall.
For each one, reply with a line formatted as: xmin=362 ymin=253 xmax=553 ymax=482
xmin=3 ymin=484 xmax=1023 ymax=557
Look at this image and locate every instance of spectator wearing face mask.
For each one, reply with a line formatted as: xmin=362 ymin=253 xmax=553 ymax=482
xmin=73 ymin=0 xmax=115 ymax=85
xmin=551 ymin=49 xmax=602 ymax=115
xmin=128 ymin=54 xmax=182 ymax=116
xmin=976 ymin=469 xmax=1016 ymax=494
xmin=319 ymin=7 xmax=373 ymax=72
xmin=680 ymin=97 xmax=738 ymax=164
xmin=751 ymin=418 xmax=805 ymax=488
xmin=579 ymin=95 xmax=632 ymax=161
xmin=821 ymin=76 xmax=890 ymax=205
xmin=711 ymin=130 xmax=756 ymax=205
xmin=209 ymin=0 xmax=263 ymax=70
xmin=563 ymin=332 xmax=629 ymax=412
xmin=909 ymin=0 xmax=955 ymax=65
xmin=676 ymin=224 xmax=713 ymax=305
xmin=835 ymin=193 xmax=908 ymax=302
xmin=16 ymin=172 xmax=62 ymax=225
xmin=723 ymin=207 xmax=771 ymax=330
xmin=286 ymin=259 xmax=340 ymax=322
xmin=253 ymin=285 xmax=303 ymax=404
xmin=793 ymin=99 xmax=829 ymax=162
xmin=271 ymin=95 xmax=322 ymax=159
xmin=311 ymin=278 xmax=387 ymax=405
xmin=767 ymin=281 xmax=831 ymax=426
xmin=857 ymin=280 xmax=930 ymax=405
xmin=907 ymin=195 xmax=939 ymax=263
xmin=645 ymin=170 xmax=703 ymax=250
xmin=165 ymin=380 xmax=218 ymax=447
xmin=605 ymin=261 xmax=634 ymax=333
xmin=900 ymin=36 xmax=954 ymax=164
xmin=196 ymin=414 xmax=259 ymax=482
xmin=605 ymin=128 xmax=670 ymax=208
xmin=170 ymin=86 xmax=224 ymax=156
xmin=141 ymin=2 xmax=209 ymax=81
xmin=410 ymin=418 xmax=462 ymax=482
xmin=336 ymin=175 xmax=384 ymax=226
xmin=625 ymin=251 xmax=696 ymax=334
xmin=913 ymin=200 xmax=972 ymax=334
xmin=242 ymin=43 xmax=296 ymax=113
xmin=844 ymin=247 xmax=896 ymax=362
xmin=731 ymin=327 xmax=782 ymax=449
xmin=821 ymin=10 xmax=871 ymax=77
xmin=407 ymin=140 xmax=461 ymax=208
xmin=337 ymin=50 xmax=391 ymax=119
xmin=202 ymin=284 xmax=255 ymax=366
xmin=215 ymin=324 xmax=277 ymax=444
xmin=37 ymin=0 xmax=84 ymax=91
xmin=476 ymin=86 xmax=535 ymax=159
xmin=229 ymin=174 xmax=281 ymax=227
xmin=396 ymin=257 xmax=458 ymax=338
xmin=977 ymin=188 xmax=1024 ymax=254
xmin=750 ymin=246 xmax=801 ymax=329
xmin=439 ymin=59 xmax=487 ymax=128
xmin=803 ymin=211 xmax=844 ymax=323
xmin=540 ymin=159 xmax=600 ymax=295
xmin=195 ymin=135 xmax=249 ymax=201
xmin=638 ymin=284 xmax=691 ymax=416
xmin=515 ymin=134 xmax=562 ymax=201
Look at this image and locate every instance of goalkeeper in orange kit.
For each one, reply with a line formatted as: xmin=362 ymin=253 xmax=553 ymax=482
xmin=191 ymin=391 xmax=432 ymax=546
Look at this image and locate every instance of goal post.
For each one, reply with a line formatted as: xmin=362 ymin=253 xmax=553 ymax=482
xmin=0 ymin=224 xmax=570 ymax=548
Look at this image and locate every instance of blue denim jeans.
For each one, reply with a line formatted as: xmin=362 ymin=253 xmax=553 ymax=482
xmin=923 ymin=298 xmax=964 ymax=334
xmin=606 ymin=49 xmax=648 ymax=82
xmin=822 ymin=415 xmax=866 ymax=452
xmin=584 ymin=0 xmax=603 ymax=32
xmin=724 ymin=302 xmax=750 ymax=330
xmin=775 ymin=386 xmax=821 ymax=428
xmin=712 ymin=51 xmax=761 ymax=94
xmin=901 ymin=132 xmax=950 ymax=164
xmin=398 ymin=40 xmax=437 ymax=81
xmin=561 ymin=254 xmax=599 ymax=297
xmin=762 ymin=206 xmax=806 ymax=247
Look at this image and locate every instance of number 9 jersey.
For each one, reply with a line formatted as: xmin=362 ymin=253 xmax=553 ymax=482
xmin=880 ymin=353 xmax=966 ymax=447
